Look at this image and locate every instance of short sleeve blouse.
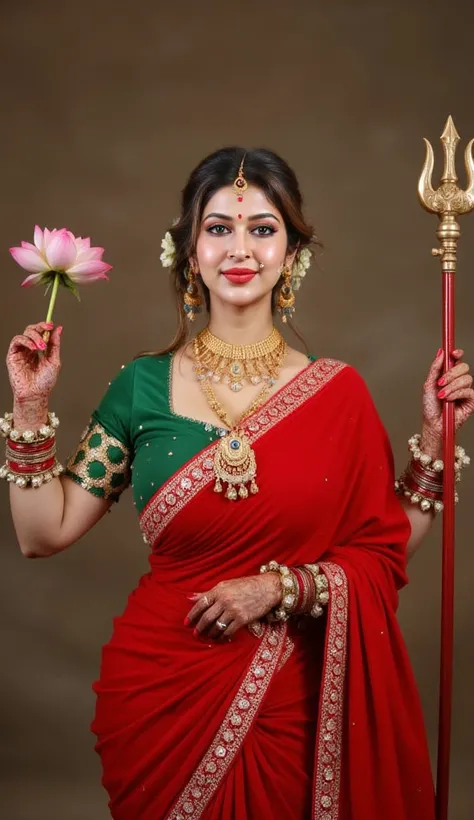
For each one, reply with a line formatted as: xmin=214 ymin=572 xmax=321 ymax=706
xmin=64 ymin=361 xmax=136 ymax=503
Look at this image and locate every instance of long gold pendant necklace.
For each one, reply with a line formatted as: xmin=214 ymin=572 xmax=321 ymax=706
xmin=193 ymin=328 xmax=287 ymax=500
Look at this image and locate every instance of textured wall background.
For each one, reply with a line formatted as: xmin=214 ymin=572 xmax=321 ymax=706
xmin=1 ymin=1 xmax=473 ymax=817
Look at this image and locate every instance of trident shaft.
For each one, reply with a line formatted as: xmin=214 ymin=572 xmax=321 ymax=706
xmin=418 ymin=117 xmax=474 ymax=820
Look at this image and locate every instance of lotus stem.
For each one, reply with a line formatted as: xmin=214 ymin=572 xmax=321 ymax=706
xmin=45 ymin=273 xmax=60 ymax=324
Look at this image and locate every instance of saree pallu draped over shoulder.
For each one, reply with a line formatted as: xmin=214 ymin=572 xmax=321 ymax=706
xmin=92 ymin=359 xmax=435 ymax=820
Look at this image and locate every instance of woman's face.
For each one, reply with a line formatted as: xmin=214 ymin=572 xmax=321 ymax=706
xmin=194 ymin=184 xmax=294 ymax=309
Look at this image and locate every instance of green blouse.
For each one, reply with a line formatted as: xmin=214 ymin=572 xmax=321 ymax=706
xmin=65 ymin=352 xmax=315 ymax=514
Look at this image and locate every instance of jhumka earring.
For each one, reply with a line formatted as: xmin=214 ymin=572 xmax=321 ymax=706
xmin=183 ymin=265 xmax=202 ymax=321
xmin=277 ymin=265 xmax=295 ymax=323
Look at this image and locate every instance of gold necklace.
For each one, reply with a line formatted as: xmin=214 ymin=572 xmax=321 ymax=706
xmin=193 ymin=332 xmax=287 ymax=500
xmin=193 ymin=326 xmax=286 ymax=393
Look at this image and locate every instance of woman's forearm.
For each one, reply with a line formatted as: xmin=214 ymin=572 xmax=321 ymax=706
xmin=402 ymin=425 xmax=442 ymax=563
xmin=8 ymin=398 xmax=67 ymax=556
xmin=401 ymin=498 xmax=435 ymax=562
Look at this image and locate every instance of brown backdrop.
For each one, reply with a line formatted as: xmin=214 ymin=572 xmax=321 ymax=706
xmin=1 ymin=1 xmax=474 ymax=818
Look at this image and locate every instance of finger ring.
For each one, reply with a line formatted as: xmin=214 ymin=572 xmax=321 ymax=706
xmin=216 ymin=620 xmax=228 ymax=631
xmin=203 ymin=595 xmax=210 ymax=607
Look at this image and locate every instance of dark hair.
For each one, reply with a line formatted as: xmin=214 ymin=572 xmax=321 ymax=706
xmin=139 ymin=146 xmax=321 ymax=357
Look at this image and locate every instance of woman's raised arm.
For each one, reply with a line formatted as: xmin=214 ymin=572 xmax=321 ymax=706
xmin=5 ymin=322 xmax=115 ymax=557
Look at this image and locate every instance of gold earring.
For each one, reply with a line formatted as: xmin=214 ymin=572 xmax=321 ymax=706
xmin=277 ymin=265 xmax=295 ymax=323
xmin=184 ymin=265 xmax=202 ymax=322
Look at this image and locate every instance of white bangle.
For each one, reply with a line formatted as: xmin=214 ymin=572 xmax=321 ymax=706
xmin=0 ymin=410 xmax=60 ymax=443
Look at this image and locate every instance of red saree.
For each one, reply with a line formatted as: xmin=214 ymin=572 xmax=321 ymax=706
xmin=92 ymin=359 xmax=435 ymax=819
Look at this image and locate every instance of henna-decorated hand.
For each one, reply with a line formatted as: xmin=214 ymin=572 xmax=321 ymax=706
xmin=6 ymin=321 xmax=63 ymax=403
xmin=185 ymin=573 xmax=282 ymax=640
xmin=421 ymin=348 xmax=474 ymax=457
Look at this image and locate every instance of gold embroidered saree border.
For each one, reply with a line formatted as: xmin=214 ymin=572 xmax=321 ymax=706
xmin=140 ymin=358 xmax=346 ymax=548
xmin=312 ymin=562 xmax=349 ymax=820
xmin=166 ymin=622 xmax=288 ymax=820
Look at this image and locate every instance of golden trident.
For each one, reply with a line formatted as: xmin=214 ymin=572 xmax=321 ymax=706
xmin=419 ymin=116 xmax=474 ymax=266
xmin=418 ymin=117 xmax=474 ymax=820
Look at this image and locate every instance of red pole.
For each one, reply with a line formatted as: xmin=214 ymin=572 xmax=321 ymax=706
xmin=435 ymin=271 xmax=456 ymax=820
xmin=418 ymin=115 xmax=474 ymax=818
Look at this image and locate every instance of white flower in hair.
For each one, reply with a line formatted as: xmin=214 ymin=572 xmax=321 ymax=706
xmin=291 ymin=247 xmax=312 ymax=291
xmin=160 ymin=231 xmax=176 ymax=268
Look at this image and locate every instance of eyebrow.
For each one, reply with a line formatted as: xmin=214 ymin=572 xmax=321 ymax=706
xmin=203 ymin=211 xmax=281 ymax=223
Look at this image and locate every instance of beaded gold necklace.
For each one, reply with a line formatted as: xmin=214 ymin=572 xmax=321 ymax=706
xmin=193 ymin=329 xmax=287 ymax=500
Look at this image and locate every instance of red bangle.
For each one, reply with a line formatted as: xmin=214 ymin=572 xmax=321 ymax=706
xmin=7 ymin=436 xmax=55 ymax=455
xmin=410 ymin=459 xmax=443 ymax=485
xmin=7 ymin=456 xmax=56 ymax=474
xmin=292 ymin=567 xmax=315 ymax=614
xmin=292 ymin=567 xmax=306 ymax=611
xmin=403 ymin=468 xmax=443 ymax=500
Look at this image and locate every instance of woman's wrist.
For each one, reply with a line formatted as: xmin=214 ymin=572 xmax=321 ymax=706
xmin=259 ymin=561 xmax=329 ymax=622
xmin=1 ymin=404 xmax=62 ymax=488
xmin=12 ymin=396 xmax=49 ymax=433
xmin=396 ymin=430 xmax=469 ymax=514
xmin=259 ymin=571 xmax=283 ymax=609
xmin=420 ymin=425 xmax=443 ymax=460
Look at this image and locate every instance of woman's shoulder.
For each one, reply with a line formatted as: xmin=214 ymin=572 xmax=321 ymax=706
xmin=103 ymin=353 xmax=171 ymax=395
xmin=132 ymin=352 xmax=172 ymax=371
xmin=114 ymin=352 xmax=171 ymax=374
xmin=309 ymin=356 xmax=371 ymax=399
xmin=285 ymin=347 xmax=366 ymax=391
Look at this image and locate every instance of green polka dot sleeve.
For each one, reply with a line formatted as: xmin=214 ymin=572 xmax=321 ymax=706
xmin=65 ymin=362 xmax=135 ymax=502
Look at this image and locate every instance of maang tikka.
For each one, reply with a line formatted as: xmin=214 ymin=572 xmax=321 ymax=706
xmin=233 ymin=154 xmax=248 ymax=201
xmin=183 ymin=265 xmax=202 ymax=321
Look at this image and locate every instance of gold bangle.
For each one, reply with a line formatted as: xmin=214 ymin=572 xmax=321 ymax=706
xmin=260 ymin=561 xmax=298 ymax=622
xmin=303 ymin=563 xmax=329 ymax=618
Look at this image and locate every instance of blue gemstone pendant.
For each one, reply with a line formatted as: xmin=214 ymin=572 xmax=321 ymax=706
xmin=213 ymin=429 xmax=259 ymax=500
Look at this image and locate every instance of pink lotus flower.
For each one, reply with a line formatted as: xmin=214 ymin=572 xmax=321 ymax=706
xmin=10 ymin=226 xmax=112 ymax=288
xmin=10 ymin=226 xmax=112 ymax=330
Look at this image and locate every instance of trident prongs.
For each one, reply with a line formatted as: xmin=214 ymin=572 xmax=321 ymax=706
xmin=418 ymin=116 xmax=474 ymax=272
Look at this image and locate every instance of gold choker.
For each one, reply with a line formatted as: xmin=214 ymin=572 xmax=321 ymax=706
xmin=193 ymin=327 xmax=286 ymax=393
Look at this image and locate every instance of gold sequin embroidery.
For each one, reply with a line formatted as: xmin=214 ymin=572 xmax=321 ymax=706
xmin=65 ymin=418 xmax=131 ymax=502
xmin=167 ymin=623 xmax=288 ymax=819
xmin=313 ymin=562 xmax=348 ymax=819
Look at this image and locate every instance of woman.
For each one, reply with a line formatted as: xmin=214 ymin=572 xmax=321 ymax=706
xmin=4 ymin=147 xmax=474 ymax=819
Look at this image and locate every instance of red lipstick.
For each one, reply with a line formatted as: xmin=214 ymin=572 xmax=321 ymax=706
xmin=222 ymin=267 xmax=258 ymax=284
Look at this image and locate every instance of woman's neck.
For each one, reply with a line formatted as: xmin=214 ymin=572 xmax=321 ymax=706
xmin=207 ymin=300 xmax=275 ymax=345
